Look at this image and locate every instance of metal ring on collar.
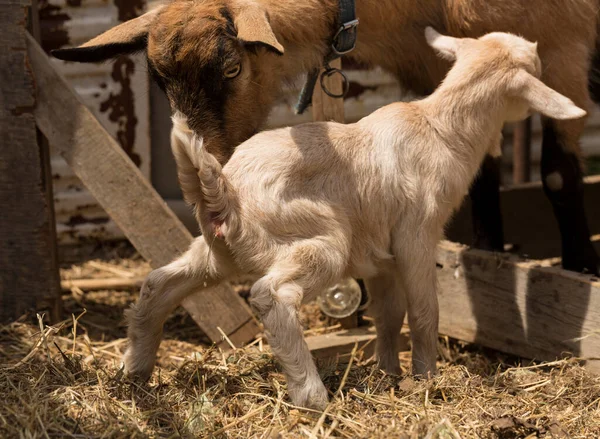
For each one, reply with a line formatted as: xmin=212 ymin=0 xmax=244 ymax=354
xmin=319 ymin=67 xmax=350 ymax=99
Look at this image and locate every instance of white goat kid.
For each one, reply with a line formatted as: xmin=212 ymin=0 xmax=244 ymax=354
xmin=123 ymin=29 xmax=585 ymax=410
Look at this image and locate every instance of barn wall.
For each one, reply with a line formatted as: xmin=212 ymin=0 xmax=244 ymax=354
xmin=40 ymin=0 xmax=150 ymax=244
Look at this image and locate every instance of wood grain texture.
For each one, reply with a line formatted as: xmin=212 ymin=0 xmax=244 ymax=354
xmin=26 ymin=34 xmax=258 ymax=345
xmin=0 ymin=2 xmax=61 ymax=322
xmin=61 ymin=277 xmax=145 ymax=291
xmin=307 ymin=326 xmax=410 ymax=364
xmin=436 ymin=241 xmax=600 ymax=372
xmin=312 ymin=58 xmax=345 ymax=123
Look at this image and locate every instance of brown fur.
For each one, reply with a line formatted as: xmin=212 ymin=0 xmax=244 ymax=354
xmin=53 ymin=0 xmax=598 ymax=161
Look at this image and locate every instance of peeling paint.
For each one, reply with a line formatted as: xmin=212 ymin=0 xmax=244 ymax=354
xmin=99 ymin=57 xmax=141 ymax=166
xmin=114 ymin=0 xmax=145 ymax=22
xmin=38 ymin=0 xmax=71 ymax=52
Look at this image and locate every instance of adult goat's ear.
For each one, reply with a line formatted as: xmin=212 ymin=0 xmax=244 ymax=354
xmin=425 ymin=27 xmax=460 ymax=61
xmin=234 ymin=3 xmax=284 ymax=55
xmin=513 ymin=70 xmax=587 ymax=120
xmin=51 ymin=6 xmax=164 ymax=63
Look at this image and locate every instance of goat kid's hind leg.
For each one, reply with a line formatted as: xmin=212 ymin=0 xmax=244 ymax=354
xmin=250 ymin=277 xmax=329 ymax=410
xmin=249 ymin=240 xmax=348 ymax=410
xmin=123 ymin=236 xmax=233 ymax=380
xmin=365 ymin=271 xmax=406 ymax=375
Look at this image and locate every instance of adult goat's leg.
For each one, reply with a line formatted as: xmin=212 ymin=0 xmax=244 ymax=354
xmin=541 ymin=120 xmax=599 ymax=275
xmin=469 ymin=155 xmax=505 ymax=252
xmin=365 ymin=271 xmax=406 ymax=375
xmin=123 ymin=236 xmax=235 ymax=379
xmin=541 ymin=47 xmax=599 ymax=275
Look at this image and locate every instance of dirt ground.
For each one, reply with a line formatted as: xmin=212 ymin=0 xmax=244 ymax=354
xmin=1 ymin=243 xmax=599 ymax=438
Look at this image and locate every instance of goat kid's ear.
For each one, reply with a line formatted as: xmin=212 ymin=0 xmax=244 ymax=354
xmin=425 ymin=27 xmax=460 ymax=61
xmin=234 ymin=3 xmax=284 ymax=55
xmin=51 ymin=6 xmax=164 ymax=63
xmin=513 ymin=71 xmax=587 ymax=120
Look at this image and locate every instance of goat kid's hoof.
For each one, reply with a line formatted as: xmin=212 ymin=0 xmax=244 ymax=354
xmin=121 ymin=347 xmax=155 ymax=382
xmin=288 ymin=380 xmax=329 ymax=411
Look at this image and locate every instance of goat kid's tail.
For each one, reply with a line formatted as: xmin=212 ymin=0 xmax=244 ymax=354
xmin=170 ymin=113 xmax=237 ymax=238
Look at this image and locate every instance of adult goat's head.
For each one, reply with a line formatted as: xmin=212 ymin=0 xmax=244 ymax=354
xmin=53 ymin=0 xmax=285 ymax=164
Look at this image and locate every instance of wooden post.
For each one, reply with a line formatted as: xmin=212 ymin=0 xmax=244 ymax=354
xmin=0 ymin=0 xmax=61 ymax=322
xmin=26 ymin=34 xmax=259 ymax=347
xmin=513 ymin=118 xmax=532 ymax=184
xmin=312 ymin=59 xmax=345 ymax=123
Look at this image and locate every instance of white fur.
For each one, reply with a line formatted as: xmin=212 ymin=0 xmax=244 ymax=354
xmin=123 ymin=30 xmax=585 ymax=410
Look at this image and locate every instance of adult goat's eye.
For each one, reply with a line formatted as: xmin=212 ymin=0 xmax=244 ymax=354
xmin=223 ymin=63 xmax=241 ymax=79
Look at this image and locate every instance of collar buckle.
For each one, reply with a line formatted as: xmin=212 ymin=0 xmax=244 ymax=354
xmin=331 ymin=18 xmax=359 ymax=56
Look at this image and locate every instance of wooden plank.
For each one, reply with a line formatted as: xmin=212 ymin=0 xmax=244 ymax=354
xmin=447 ymin=175 xmax=600 ymax=259
xmin=26 ymin=33 xmax=259 ymax=346
xmin=312 ymin=58 xmax=345 ymax=123
xmin=306 ymin=326 xmax=410 ymax=363
xmin=61 ymin=277 xmax=145 ymax=291
xmin=0 ymin=1 xmax=61 ymax=322
xmin=436 ymin=240 xmax=600 ymax=372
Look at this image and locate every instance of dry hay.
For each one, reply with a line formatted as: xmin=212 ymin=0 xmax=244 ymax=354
xmin=1 ymin=253 xmax=599 ymax=438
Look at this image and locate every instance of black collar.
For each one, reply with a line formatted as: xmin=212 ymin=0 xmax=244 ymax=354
xmin=295 ymin=0 xmax=359 ymax=114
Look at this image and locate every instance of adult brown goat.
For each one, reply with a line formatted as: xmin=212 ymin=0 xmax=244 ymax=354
xmin=53 ymin=0 xmax=600 ymax=275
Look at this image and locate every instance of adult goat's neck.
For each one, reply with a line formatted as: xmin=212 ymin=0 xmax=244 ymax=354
xmin=257 ymin=0 xmax=339 ymax=77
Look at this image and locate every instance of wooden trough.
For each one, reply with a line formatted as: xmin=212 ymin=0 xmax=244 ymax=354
xmin=306 ymin=240 xmax=600 ymax=372
xmin=2 ymin=1 xmax=599 ymax=373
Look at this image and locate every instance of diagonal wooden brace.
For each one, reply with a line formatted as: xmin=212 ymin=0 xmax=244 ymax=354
xmin=26 ymin=33 xmax=259 ymax=348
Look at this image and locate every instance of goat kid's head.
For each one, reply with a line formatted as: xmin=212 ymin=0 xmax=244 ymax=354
xmin=52 ymin=0 xmax=285 ymax=164
xmin=425 ymin=27 xmax=586 ymax=122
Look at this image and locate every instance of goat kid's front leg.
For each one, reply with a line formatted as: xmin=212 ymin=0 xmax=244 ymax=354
xmin=396 ymin=246 xmax=439 ymax=377
xmin=123 ymin=236 xmax=231 ymax=380
xmin=365 ymin=271 xmax=406 ymax=375
xmin=249 ymin=277 xmax=328 ymax=410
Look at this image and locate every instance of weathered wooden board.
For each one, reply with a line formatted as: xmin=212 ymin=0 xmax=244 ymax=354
xmin=307 ymin=326 xmax=410 ymax=363
xmin=40 ymin=0 xmax=152 ymax=244
xmin=26 ymin=33 xmax=259 ymax=346
xmin=436 ymin=240 xmax=600 ymax=372
xmin=0 ymin=1 xmax=61 ymax=322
